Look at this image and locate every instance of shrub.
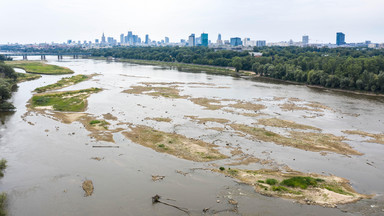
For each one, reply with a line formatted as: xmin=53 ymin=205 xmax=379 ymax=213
xmin=281 ymin=176 xmax=321 ymax=189
xmin=219 ymin=167 xmax=225 ymax=171
xmin=266 ymin=178 xmax=278 ymax=185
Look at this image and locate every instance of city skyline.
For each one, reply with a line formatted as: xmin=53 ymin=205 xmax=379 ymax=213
xmin=1 ymin=0 xmax=384 ymax=44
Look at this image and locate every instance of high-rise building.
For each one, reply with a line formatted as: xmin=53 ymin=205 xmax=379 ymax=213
xmin=336 ymin=32 xmax=346 ymax=46
xmin=256 ymin=40 xmax=266 ymax=47
xmin=216 ymin=33 xmax=223 ymax=45
xmin=145 ymin=34 xmax=149 ymax=44
xmin=302 ymin=35 xmax=309 ymax=45
xmin=243 ymin=38 xmax=250 ymax=46
xmin=120 ymin=34 xmax=124 ymax=44
xmin=67 ymin=39 xmax=72 ymax=44
xmin=128 ymin=31 xmax=133 ymax=44
xmin=230 ymin=37 xmax=242 ymax=46
xmin=101 ymin=33 xmax=106 ymax=44
xmin=165 ymin=37 xmax=169 ymax=44
xmin=201 ymin=33 xmax=208 ymax=47
xmin=95 ymin=39 xmax=99 ymax=44
xmin=188 ymin=34 xmax=195 ymax=47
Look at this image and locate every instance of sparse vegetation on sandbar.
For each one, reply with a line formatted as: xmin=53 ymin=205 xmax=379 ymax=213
xmin=34 ymin=74 xmax=90 ymax=93
xmin=343 ymin=130 xmax=384 ymax=145
xmin=31 ymin=88 xmax=101 ymax=112
xmin=122 ymin=125 xmax=227 ymax=162
xmin=5 ymin=61 xmax=74 ymax=75
xmin=15 ymin=72 xmax=41 ymax=82
xmin=229 ymin=124 xmax=362 ymax=155
xmin=257 ymin=118 xmax=321 ymax=131
xmin=217 ymin=168 xmax=370 ymax=207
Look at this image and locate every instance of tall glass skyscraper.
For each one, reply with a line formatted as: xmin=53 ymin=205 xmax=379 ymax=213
xmin=336 ymin=32 xmax=346 ymax=46
xmin=201 ymin=33 xmax=208 ymax=47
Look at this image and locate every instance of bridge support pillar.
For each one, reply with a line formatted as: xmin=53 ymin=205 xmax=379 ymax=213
xmin=58 ymin=55 xmax=63 ymax=60
xmin=23 ymin=55 xmax=28 ymax=60
xmin=41 ymin=55 xmax=46 ymax=60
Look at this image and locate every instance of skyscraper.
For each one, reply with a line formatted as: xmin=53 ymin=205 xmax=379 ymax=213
xmin=188 ymin=34 xmax=195 ymax=47
xmin=120 ymin=34 xmax=124 ymax=44
xmin=336 ymin=32 xmax=346 ymax=46
xmin=216 ymin=33 xmax=223 ymax=45
xmin=165 ymin=37 xmax=169 ymax=44
xmin=302 ymin=35 xmax=309 ymax=45
xmin=201 ymin=33 xmax=208 ymax=47
xmin=101 ymin=33 xmax=106 ymax=44
xmin=145 ymin=34 xmax=149 ymax=44
xmin=230 ymin=37 xmax=242 ymax=46
xmin=128 ymin=31 xmax=133 ymax=44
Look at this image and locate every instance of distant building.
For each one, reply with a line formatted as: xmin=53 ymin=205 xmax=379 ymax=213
xmin=95 ymin=39 xmax=99 ymax=44
xmin=256 ymin=40 xmax=266 ymax=47
xmin=120 ymin=34 xmax=124 ymax=44
xmin=128 ymin=31 xmax=133 ymax=44
xmin=243 ymin=38 xmax=250 ymax=46
xmin=230 ymin=37 xmax=242 ymax=46
xmin=145 ymin=34 xmax=149 ymax=44
xmin=201 ymin=33 xmax=208 ymax=47
xmin=67 ymin=40 xmax=72 ymax=44
xmin=101 ymin=33 xmax=106 ymax=44
xmin=302 ymin=35 xmax=309 ymax=45
xmin=165 ymin=37 xmax=169 ymax=44
xmin=336 ymin=32 xmax=346 ymax=46
xmin=188 ymin=34 xmax=195 ymax=47
xmin=216 ymin=33 xmax=223 ymax=45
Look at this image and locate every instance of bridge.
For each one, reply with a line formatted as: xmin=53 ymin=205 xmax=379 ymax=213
xmin=2 ymin=53 xmax=92 ymax=60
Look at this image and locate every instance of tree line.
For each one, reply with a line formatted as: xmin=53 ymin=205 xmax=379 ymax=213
xmin=0 ymin=55 xmax=17 ymax=110
xmin=90 ymin=46 xmax=384 ymax=93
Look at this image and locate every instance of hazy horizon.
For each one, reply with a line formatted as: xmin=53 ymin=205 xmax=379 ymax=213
xmin=1 ymin=0 xmax=383 ymax=44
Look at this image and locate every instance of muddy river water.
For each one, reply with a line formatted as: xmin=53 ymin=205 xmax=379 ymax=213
xmin=1 ymin=57 xmax=384 ymax=215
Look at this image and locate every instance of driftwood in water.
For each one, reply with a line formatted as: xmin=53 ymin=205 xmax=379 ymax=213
xmin=152 ymin=194 xmax=190 ymax=215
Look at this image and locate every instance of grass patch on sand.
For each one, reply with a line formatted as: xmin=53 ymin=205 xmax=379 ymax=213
xmin=89 ymin=120 xmax=110 ymax=129
xmin=5 ymin=61 xmax=73 ymax=75
xmin=281 ymin=176 xmax=324 ymax=189
xmin=34 ymin=74 xmax=90 ymax=93
xmin=190 ymin=98 xmax=224 ymax=110
xmin=145 ymin=117 xmax=172 ymax=122
xmin=31 ymin=88 xmax=101 ymax=112
xmin=122 ymin=125 xmax=227 ymax=162
xmin=123 ymin=85 xmax=187 ymax=99
xmin=257 ymin=118 xmax=321 ymax=131
xmin=185 ymin=116 xmax=230 ymax=124
xmin=343 ymin=130 xmax=384 ymax=145
xmin=16 ymin=72 xmax=41 ymax=82
xmin=216 ymin=168 xmax=370 ymax=207
xmin=229 ymin=124 xmax=362 ymax=155
xmin=228 ymin=101 xmax=266 ymax=111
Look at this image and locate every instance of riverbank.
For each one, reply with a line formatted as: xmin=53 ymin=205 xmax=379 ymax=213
xmin=87 ymin=57 xmax=240 ymax=76
xmin=88 ymin=57 xmax=384 ymax=98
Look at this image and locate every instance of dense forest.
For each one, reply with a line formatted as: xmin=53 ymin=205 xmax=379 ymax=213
xmin=0 ymin=55 xmax=16 ymax=110
xmin=90 ymin=46 xmax=384 ymax=93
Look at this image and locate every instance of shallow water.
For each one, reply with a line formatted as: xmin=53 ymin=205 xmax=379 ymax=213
xmin=1 ymin=56 xmax=384 ymax=215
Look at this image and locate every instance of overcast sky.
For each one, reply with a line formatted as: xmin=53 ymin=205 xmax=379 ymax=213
xmin=0 ymin=0 xmax=383 ymax=44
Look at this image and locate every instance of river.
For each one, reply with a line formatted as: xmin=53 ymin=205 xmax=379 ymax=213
xmin=1 ymin=56 xmax=384 ymax=215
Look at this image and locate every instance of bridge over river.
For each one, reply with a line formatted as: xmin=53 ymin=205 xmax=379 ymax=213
xmin=2 ymin=52 xmax=92 ymax=60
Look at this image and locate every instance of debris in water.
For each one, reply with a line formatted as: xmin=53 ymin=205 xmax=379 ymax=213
xmin=82 ymin=180 xmax=94 ymax=197
xmin=152 ymin=175 xmax=165 ymax=182
xmin=151 ymin=194 xmax=190 ymax=215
